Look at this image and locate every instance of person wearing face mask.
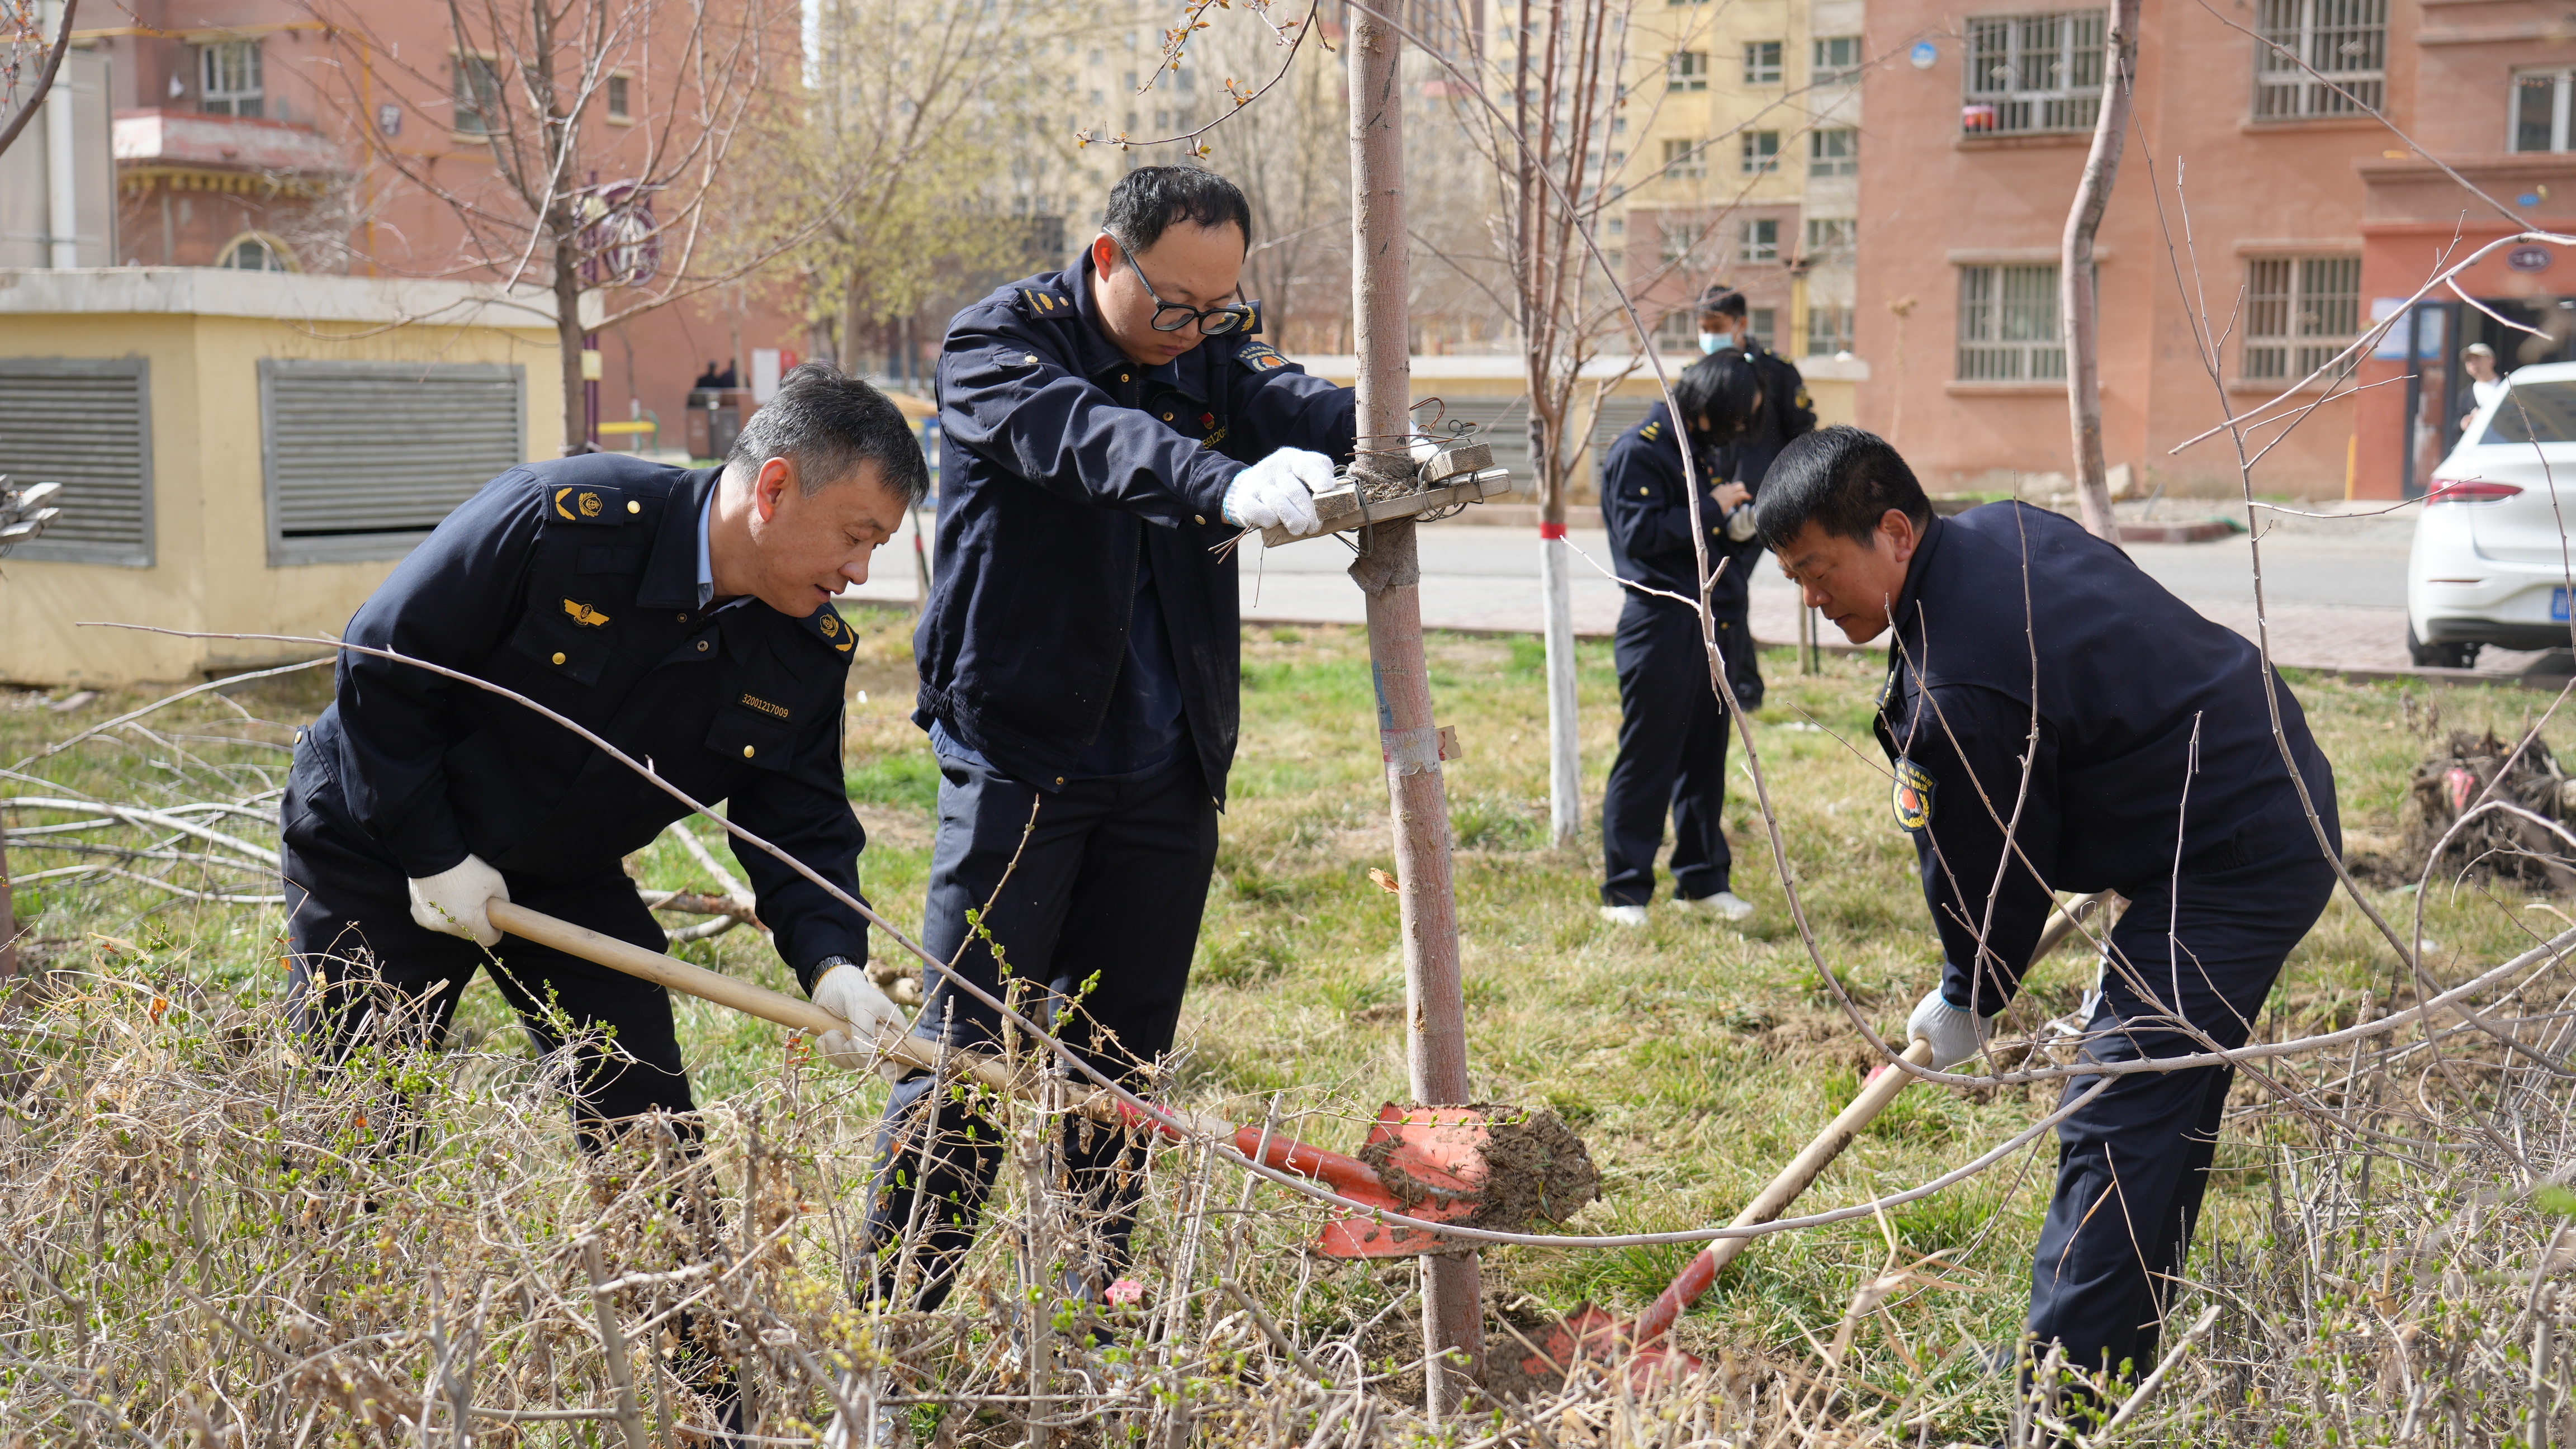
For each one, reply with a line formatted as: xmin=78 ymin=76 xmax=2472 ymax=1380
xmin=1696 ymin=285 xmax=1817 ymax=524
xmin=876 ymin=167 xmax=1358 ymax=1319
xmin=1596 ymin=350 xmax=1767 ymax=927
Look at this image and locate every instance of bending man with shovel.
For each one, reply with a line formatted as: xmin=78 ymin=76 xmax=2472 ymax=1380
xmin=1756 ymin=428 xmax=2340 ymax=1410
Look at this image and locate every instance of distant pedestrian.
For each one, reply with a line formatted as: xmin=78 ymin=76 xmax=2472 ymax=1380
xmin=2461 ymin=342 xmax=2508 ymax=425
xmin=1597 ymin=350 xmax=1766 ymax=927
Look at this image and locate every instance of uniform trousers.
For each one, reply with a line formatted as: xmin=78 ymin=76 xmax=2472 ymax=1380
xmin=280 ymin=781 xmax=697 ymax=1150
xmin=864 ymin=749 xmax=1221 ymax=1310
xmin=1601 ymin=599 xmax=1749 ymax=906
xmin=2027 ymin=828 xmax=2338 ymax=1381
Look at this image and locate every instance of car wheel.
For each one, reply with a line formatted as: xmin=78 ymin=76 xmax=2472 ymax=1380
xmin=2408 ymin=622 xmax=2481 ymax=670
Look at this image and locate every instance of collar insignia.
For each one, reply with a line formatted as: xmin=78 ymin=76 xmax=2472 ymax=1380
xmin=804 ymin=604 xmax=856 ymax=654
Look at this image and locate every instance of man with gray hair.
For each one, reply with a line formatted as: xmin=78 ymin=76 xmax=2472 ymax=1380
xmin=281 ymin=362 xmax=926 ymax=1147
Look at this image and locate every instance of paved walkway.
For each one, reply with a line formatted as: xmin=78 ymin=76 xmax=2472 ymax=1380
xmin=844 ymin=503 xmax=2566 ymax=682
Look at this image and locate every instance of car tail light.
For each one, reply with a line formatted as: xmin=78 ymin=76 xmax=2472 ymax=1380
xmin=2427 ymin=479 xmax=2525 ymax=504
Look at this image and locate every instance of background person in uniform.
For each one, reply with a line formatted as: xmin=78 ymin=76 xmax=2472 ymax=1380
xmin=872 ymin=167 xmax=1357 ymax=1313
xmin=283 ymin=364 xmax=925 ymax=1150
xmin=1597 ymin=351 xmax=1765 ymax=927
xmin=1757 ymin=427 xmax=2340 ymax=1410
xmin=1695 ymin=286 xmax=1816 ymax=501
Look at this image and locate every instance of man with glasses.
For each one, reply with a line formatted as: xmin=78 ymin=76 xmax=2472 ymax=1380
xmin=870 ymin=167 xmax=1356 ymax=1319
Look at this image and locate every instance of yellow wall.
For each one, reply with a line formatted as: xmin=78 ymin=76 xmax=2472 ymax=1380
xmin=0 ymin=310 xmax=560 ymax=685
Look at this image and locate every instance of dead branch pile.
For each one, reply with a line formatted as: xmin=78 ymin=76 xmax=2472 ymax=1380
xmin=2397 ymin=728 xmax=2576 ymax=891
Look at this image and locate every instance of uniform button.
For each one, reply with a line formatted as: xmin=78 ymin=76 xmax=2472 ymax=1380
xmin=1120 ymin=373 xmax=1130 ymax=382
xmin=678 ymin=613 xmax=688 ymax=622
xmin=1194 ymin=514 xmax=1206 ymax=525
xmin=627 ymin=500 xmax=641 ymax=514
xmin=551 ymin=652 xmax=566 ymax=666
xmin=293 ymin=728 xmax=305 ymax=744
xmin=743 ymin=745 xmax=756 ymax=758
xmin=1639 ymin=487 xmax=1649 ymax=495
xmin=1054 ymin=776 xmax=1066 ymax=785
xmin=696 ymin=640 xmax=709 ymax=652
xmin=1163 ymin=412 xmax=1174 ymax=421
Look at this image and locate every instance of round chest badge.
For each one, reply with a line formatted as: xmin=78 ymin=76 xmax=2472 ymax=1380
xmin=2508 ymin=244 xmax=2555 ymax=274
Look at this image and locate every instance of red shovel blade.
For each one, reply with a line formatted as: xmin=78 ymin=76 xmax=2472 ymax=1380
xmin=1518 ymin=1305 xmax=1704 ymax=1390
xmin=1312 ymin=1104 xmax=1495 ymax=1259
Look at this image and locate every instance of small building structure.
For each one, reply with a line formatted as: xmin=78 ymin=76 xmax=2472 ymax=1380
xmin=0 ymin=268 xmax=572 ymax=685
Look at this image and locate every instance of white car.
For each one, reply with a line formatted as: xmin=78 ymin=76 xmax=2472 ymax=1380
xmin=2407 ymin=360 xmax=2576 ymax=668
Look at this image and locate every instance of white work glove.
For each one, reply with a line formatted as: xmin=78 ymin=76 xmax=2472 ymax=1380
xmin=1725 ymin=505 xmax=1759 ymax=543
xmin=1907 ymin=987 xmax=1997 ymax=1071
xmin=408 ymin=854 xmax=508 ymax=948
xmin=1220 ymin=447 xmax=1336 ymax=536
xmin=812 ymin=959 xmax=911 ymax=1084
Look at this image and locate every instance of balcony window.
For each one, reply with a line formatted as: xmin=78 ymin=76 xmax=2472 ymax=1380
xmin=1963 ymin=11 xmax=2104 ymax=134
xmin=1661 ymin=138 xmax=1707 ymax=180
xmin=1668 ymin=51 xmax=1710 ymax=91
xmin=1804 ymin=217 xmax=1857 ymax=258
xmin=1740 ymin=218 xmax=1779 ymax=262
xmin=200 ymin=40 xmax=264 ymax=119
xmin=1744 ymin=41 xmax=1782 ymax=86
xmin=1806 ymin=305 xmax=1855 ymax=356
xmin=2515 ymin=69 xmax=2573 ymax=152
xmin=2253 ymin=0 xmax=2385 ymax=118
xmin=1810 ymin=128 xmax=1858 ymax=176
xmin=1740 ymin=130 xmax=1780 ymax=173
xmin=2243 ymin=255 xmax=2360 ymax=380
xmin=1814 ymin=36 xmax=1864 ymax=86
xmin=1661 ymin=221 xmax=1709 ymax=263
xmin=1958 ymin=263 xmax=2064 ymax=380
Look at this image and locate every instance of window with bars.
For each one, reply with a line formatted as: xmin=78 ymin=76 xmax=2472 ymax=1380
xmin=1661 ymin=138 xmax=1707 ymax=180
xmin=1668 ymin=51 xmax=1710 ymax=91
xmin=1745 ymin=41 xmax=1783 ymax=84
xmin=2253 ymin=0 xmax=2384 ymax=117
xmin=454 ymin=54 xmax=502 ymax=134
xmin=1806 ymin=305 xmax=1855 ymax=356
xmin=1749 ymin=308 xmax=1777 ymax=351
xmin=1814 ymin=36 xmax=1864 ymax=86
xmin=200 ymin=40 xmax=263 ymax=118
xmin=2242 ymin=256 xmax=2360 ymax=381
xmin=607 ymin=74 xmax=631 ymax=122
xmin=1740 ymin=130 xmax=1781 ymax=173
xmin=1656 ymin=310 xmax=1701 ymax=352
xmin=1957 ymin=264 xmax=2064 ymax=380
xmin=1740 ymin=218 xmax=1779 ymax=262
xmin=1963 ymin=11 xmax=2104 ymax=134
xmin=2516 ymin=69 xmax=2573 ymax=151
xmin=1660 ymin=220 xmax=1709 ymax=263
xmin=1804 ymin=217 xmax=1857 ymax=258
xmin=1810 ymin=128 xmax=1858 ymax=176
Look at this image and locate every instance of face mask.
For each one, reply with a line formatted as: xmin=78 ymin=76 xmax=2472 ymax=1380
xmin=1698 ymin=333 xmax=1724 ymax=355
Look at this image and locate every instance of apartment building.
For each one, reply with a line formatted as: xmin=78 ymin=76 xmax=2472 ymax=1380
xmin=1855 ymin=0 xmax=2576 ymax=500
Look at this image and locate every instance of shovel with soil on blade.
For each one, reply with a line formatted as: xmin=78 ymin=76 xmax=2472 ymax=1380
xmin=487 ymin=901 xmax=1600 ymax=1258
xmin=1514 ymin=892 xmax=2114 ymax=1389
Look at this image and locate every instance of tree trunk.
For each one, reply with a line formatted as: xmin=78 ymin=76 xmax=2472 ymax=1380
xmin=556 ymin=236 xmax=588 ymax=453
xmin=1347 ymin=8 xmax=1483 ymax=1414
xmin=2061 ymin=0 xmax=2139 ymax=546
xmin=1533 ymin=400 xmax=1579 ymax=848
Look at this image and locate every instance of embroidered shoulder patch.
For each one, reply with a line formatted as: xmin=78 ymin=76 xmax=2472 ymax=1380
xmin=1015 ymin=286 xmax=1074 ymax=319
xmin=1235 ymin=340 xmax=1289 ymax=372
xmin=1640 ymin=421 xmax=1662 ymax=442
xmin=550 ymin=485 xmax=627 ymax=526
xmin=1892 ymin=757 xmax=1935 ymax=832
xmin=801 ymin=603 xmax=856 ymax=655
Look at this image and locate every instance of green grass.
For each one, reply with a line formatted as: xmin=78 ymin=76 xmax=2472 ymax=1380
xmin=5 ymin=605 xmax=2563 ymax=1434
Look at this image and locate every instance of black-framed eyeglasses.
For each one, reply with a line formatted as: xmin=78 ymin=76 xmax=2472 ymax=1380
xmin=1117 ymin=241 xmax=1254 ymax=336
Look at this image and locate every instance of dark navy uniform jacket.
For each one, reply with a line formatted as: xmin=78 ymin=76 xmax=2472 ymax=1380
xmin=1599 ymin=402 xmax=1761 ymax=616
xmin=1877 ymin=504 xmax=2338 ymax=1014
xmin=917 ymin=258 xmax=1355 ymax=800
xmin=290 ymin=453 xmax=871 ymax=986
xmin=1735 ymin=347 xmax=1817 ymax=489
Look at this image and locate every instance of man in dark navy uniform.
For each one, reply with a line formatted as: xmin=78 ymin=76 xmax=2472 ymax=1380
xmin=1695 ymin=284 xmax=1816 ymax=505
xmin=1597 ymin=351 xmax=1765 ymax=927
xmin=283 ymin=365 xmax=929 ymax=1146
xmin=869 ymin=167 xmax=1357 ymax=1311
xmin=1756 ymin=427 xmax=2341 ymax=1410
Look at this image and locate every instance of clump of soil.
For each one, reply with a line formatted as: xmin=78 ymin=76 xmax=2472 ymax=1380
xmin=1358 ymin=1104 xmax=1602 ymax=1231
xmin=2385 ymin=729 xmax=2576 ymax=891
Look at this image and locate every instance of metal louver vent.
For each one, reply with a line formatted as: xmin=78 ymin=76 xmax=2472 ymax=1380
xmin=0 ymin=359 xmax=153 ymax=567
xmin=262 ymin=360 xmax=524 ymax=565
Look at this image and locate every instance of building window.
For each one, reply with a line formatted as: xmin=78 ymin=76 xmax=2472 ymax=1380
xmin=1814 ymin=35 xmax=1864 ymax=86
xmin=2242 ymin=255 xmax=2360 ymax=380
xmin=1963 ymin=11 xmax=2104 ymax=134
xmin=1660 ymin=220 xmax=1708 ymax=263
xmin=1748 ymin=308 xmax=1777 ymax=351
xmin=1668 ymin=51 xmax=1710 ymax=91
xmin=1740 ymin=131 xmax=1781 ymax=173
xmin=1810 ymin=128 xmax=1858 ymax=176
xmin=1661 ymin=138 xmax=1707 ymax=179
xmin=1806 ymin=305 xmax=1856 ymax=356
xmin=454 ymin=54 xmax=503 ymax=134
xmin=2515 ymin=69 xmax=2573 ymax=151
xmin=2253 ymin=0 xmax=2385 ymax=118
xmin=1740 ymin=218 xmax=1779 ymax=262
xmin=200 ymin=40 xmax=263 ymax=118
xmin=216 ymin=234 xmax=295 ymax=272
xmin=1804 ymin=217 xmax=1857 ymax=258
xmin=607 ymin=73 xmax=632 ymax=122
xmin=1744 ymin=41 xmax=1782 ymax=85
xmin=1957 ymin=263 xmax=2065 ymax=380
xmin=1656 ymin=310 xmax=1700 ymax=352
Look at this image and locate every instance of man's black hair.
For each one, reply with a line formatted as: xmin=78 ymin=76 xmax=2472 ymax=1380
xmin=727 ymin=362 xmax=931 ymax=505
xmin=1671 ymin=350 xmax=1759 ymax=438
xmin=1102 ymin=166 xmax=1254 ymax=254
xmin=1753 ymin=425 xmax=1931 ymax=549
xmin=1696 ymin=285 xmax=1748 ymax=319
